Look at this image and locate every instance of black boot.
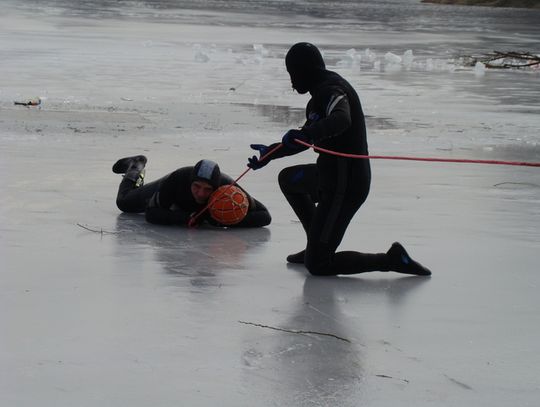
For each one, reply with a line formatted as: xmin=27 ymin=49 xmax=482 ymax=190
xmin=387 ymin=242 xmax=431 ymax=276
xmin=113 ymin=155 xmax=147 ymax=187
xmin=112 ymin=155 xmax=147 ymax=174
xmin=287 ymin=249 xmax=305 ymax=264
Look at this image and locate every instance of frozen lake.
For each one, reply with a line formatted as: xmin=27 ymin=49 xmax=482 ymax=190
xmin=1 ymin=1 xmax=540 ymax=405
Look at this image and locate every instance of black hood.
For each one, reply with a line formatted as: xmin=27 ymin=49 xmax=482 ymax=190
xmin=285 ymin=42 xmax=326 ymax=94
xmin=191 ymin=159 xmax=221 ymax=189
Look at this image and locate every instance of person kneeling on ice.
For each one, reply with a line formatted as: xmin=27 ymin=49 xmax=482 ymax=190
xmin=246 ymin=42 xmax=430 ymax=276
xmin=113 ymin=155 xmax=271 ymax=228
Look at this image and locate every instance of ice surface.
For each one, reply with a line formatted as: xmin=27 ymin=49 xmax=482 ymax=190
xmin=1 ymin=1 xmax=540 ymax=406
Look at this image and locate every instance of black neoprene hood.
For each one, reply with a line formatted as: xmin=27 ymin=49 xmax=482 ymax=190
xmin=192 ymin=159 xmax=221 ymax=189
xmin=285 ymin=42 xmax=325 ymax=73
xmin=285 ymin=42 xmax=326 ymax=94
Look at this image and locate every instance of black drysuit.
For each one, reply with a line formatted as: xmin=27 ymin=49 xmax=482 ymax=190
xmin=263 ymin=69 xmax=393 ymax=275
xmin=116 ymin=166 xmax=271 ymax=228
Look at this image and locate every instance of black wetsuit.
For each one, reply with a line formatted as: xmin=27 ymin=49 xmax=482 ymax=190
xmin=116 ymin=167 xmax=271 ymax=228
xmin=265 ymin=70 xmax=393 ymax=275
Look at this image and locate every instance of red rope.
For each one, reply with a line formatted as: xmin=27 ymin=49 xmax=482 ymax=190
xmin=295 ymin=139 xmax=540 ymax=167
xmin=189 ymin=138 xmax=539 ymax=228
xmin=188 ymin=143 xmax=283 ymax=227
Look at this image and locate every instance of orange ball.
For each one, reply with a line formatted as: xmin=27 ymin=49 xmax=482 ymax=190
xmin=208 ymin=185 xmax=250 ymax=225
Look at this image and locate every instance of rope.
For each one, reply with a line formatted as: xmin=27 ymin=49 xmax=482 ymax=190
xmin=188 ymin=143 xmax=283 ymax=227
xmin=294 ymin=139 xmax=540 ymax=167
xmin=189 ymin=137 xmax=539 ymax=228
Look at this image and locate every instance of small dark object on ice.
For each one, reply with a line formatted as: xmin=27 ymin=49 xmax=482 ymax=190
xmin=14 ymin=98 xmax=42 ymax=107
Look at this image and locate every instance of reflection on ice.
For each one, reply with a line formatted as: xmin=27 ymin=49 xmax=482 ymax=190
xmin=240 ymin=276 xmax=364 ymax=406
xmin=114 ymin=213 xmax=271 ymax=282
xmin=240 ymin=275 xmax=430 ymax=406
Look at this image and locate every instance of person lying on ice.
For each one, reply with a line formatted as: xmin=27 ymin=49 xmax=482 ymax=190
xmin=246 ymin=42 xmax=431 ymax=276
xmin=113 ymin=155 xmax=271 ymax=228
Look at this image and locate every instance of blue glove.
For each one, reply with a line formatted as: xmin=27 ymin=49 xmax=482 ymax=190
xmin=247 ymin=144 xmax=270 ymax=170
xmin=282 ymin=129 xmax=310 ymax=149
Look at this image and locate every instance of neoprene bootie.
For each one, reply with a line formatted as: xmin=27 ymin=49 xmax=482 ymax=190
xmin=112 ymin=155 xmax=147 ymax=174
xmin=387 ymin=242 xmax=431 ymax=276
xmin=113 ymin=155 xmax=147 ymax=187
xmin=286 ymin=249 xmax=305 ymax=264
